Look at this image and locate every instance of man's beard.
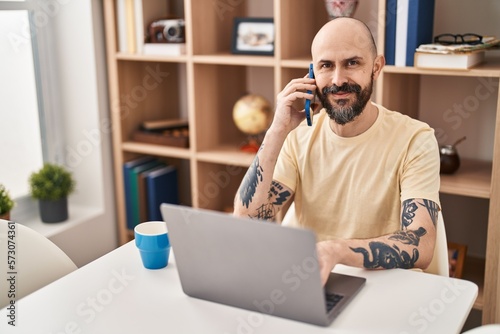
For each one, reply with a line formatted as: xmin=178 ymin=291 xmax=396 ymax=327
xmin=317 ymin=75 xmax=374 ymax=125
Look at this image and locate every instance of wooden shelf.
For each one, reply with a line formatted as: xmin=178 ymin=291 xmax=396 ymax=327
xmin=280 ymin=58 xmax=312 ymax=68
xmin=196 ymin=146 xmax=255 ymax=167
xmin=440 ymin=159 xmax=492 ymax=199
xmin=116 ymin=53 xmax=188 ymax=63
xmin=121 ymin=142 xmax=192 ymax=160
xmin=104 ymin=0 xmax=500 ymax=324
xmin=383 ymin=59 xmax=500 ymax=77
xmin=462 ymin=256 xmax=486 ymax=310
xmin=192 ymin=53 xmax=275 ymax=66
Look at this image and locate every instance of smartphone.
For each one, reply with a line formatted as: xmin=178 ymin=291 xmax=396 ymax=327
xmin=304 ymin=63 xmax=315 ymax=126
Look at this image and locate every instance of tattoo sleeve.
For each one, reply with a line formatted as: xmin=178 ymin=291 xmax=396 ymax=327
xmin=248 ymin=181 xmax=292 ymax=221
xmin=401 ymin=199 xmax=418 ymax=229
xmin=269 ymin=181 xmax=291 ymax=205
xmin=251 ymin=204 xmax=276 ymax=221
xmin=419 ymin=199 xmax=439 ymax=227
xmin=238 ymin=153 xmax=292 ymax=221
xmin=350 ymin=242 xmax=419 ymax=269
xmin=351 ymin=198 xmax=437 ymax=269
xmin=239 ymin=156 xmax=264 ymax=208
xmin=388 ymin=227 xmax=427 ymax=246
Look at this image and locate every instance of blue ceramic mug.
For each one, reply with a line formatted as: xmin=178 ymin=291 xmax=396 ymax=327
xmin=134 ymin=221 xmax=170 ymax=269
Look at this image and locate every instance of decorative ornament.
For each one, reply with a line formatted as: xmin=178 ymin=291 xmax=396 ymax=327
xmin=324 ymin=0 xmax=359 ymax=20
xmin=232 ymin=94 xmax=272 ymax=153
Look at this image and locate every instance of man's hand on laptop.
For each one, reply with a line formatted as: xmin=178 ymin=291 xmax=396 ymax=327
xmin=316 ymin=240 xmax=342 ymax=286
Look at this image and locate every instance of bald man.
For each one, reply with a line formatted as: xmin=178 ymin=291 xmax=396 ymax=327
xmin=234 ymin=18 xmax=441 ymax=285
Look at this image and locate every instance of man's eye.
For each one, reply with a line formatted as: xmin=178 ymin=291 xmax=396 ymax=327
xmin=347 ymin=60 xmax=358 ymax=66
xmin=321 ymin=63 xmax=332 ymax=68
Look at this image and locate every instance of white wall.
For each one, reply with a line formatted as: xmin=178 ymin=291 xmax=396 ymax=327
xmin=0 ymin=11 xmax=45 ymax=199
xmin=39 ymin=0 xmax=118 ymax=266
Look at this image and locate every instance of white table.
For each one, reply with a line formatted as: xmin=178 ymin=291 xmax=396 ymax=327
xmin=1 ymin=241 xmax=477 ymax=334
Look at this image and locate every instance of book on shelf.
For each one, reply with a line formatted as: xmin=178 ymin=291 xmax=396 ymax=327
xmin=133 ymin=0 xmax=144 ymax=54
xmin=393 ymin=0 xmax=435 ymax=66
xmin=143 ymin=43 xmax=186 ymax=56
xmin=133 ymin=129 xmax=189 ymax=148
xmin=145 ymin=165 xmax=179 ymax=221
xmin=116 ymin=0 xmax=128 ymax=53
xmin=414 ymin=50 xmax=485 ymax=70
xmin=124 ymin=0 xmax=136 ymax=54
xmin=123 ymin=156 xmax=156 ymax=229
xmin=129 ymin=159 xmax=164 ymax=228
xmin=142 ymin=118 xmax=189 ymax=131
xmin=138 ymin=164 xmax=166 ymax=223
xmin=405 ymin=0 xmax=435 ymax=66
xmin=123 ymin=157 xmax=180 ymax=229
xmin=416 ymin=38 xmax=500 ymax=54
xmin=394 ymin=0 xmax=408 ymax=66
xmin=384 ymin=0 xmax=398 ymax=65
xmin=116 ymin=0 xmax=170 ymax=54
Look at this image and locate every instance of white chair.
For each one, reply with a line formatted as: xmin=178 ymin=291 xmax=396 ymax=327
xmin=0 ymin=220 xmax=77 ymax=308
xmin=424 ymin=211 xmax=449 ymax=277
xmin=462 ymin=324 xmax=500 ymax=334
xmin=282 ymin=203 xmax=449 ymax=277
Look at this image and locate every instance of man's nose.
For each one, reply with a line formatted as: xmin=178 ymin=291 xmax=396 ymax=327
xmin=330 ymin=67 xmax=348 ymax=87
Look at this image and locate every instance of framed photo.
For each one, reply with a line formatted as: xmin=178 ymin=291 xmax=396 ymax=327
xmin=231 ymin=17 xmax=274 ymax=55
xmin=448 ymin=242 xmax=467 ymax=278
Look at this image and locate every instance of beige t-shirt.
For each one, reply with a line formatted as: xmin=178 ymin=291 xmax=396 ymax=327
xmin=274 ymin=103 xmax=441 ymax=241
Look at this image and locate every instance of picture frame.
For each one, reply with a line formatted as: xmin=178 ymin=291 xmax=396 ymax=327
xmin=231 ymin=17 xmax=274 ymax=56
xmin=447 ymin=242 xmax=467 ymax=278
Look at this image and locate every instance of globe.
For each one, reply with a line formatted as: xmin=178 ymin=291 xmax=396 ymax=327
xmin=232 ymin=94 xmax=272 ymax=136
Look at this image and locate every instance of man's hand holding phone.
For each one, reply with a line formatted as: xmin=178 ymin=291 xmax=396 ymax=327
xmin=305 ymin=63 xmax=315 ymax=126
xmin=271 ymin=66 xmax=316 ymax=135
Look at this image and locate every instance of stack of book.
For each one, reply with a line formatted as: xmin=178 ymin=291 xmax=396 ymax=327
xmin=384 ymin=0 xmax=435 ymax=67
xmin=414 ymin=38 xmax=500 ymax=70
xmin=123 ymin=156 xmax=179 ymax=229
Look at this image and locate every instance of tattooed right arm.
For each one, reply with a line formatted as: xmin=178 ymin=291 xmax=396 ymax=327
xmin=233 ymin=130 xmax=294 ymax=221
xmin=234 ymin=75 xmax=316 ymax=220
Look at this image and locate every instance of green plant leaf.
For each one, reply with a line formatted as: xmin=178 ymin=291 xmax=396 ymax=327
xmin=0 ymin=184 xmax=14 ymax=215
xmin=29 ymin=163 xmax=76 ymax=201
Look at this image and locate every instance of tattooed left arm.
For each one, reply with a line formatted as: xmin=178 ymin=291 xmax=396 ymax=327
xmin=316 ymin=198 xmax=438 ymax=285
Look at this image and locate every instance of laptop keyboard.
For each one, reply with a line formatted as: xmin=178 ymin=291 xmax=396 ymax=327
xmin=325 ymin=292 xmax=344 ymax=312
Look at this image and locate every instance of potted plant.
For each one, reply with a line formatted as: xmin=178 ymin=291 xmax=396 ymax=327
xmin=29 ymin=163 xmax=76 ymax=223
xmin=0 ymin=184 xmax=14 ymax=220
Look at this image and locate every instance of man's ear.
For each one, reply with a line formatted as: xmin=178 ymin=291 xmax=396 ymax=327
xmin=372 ymin=55 xmax=385 ymax=80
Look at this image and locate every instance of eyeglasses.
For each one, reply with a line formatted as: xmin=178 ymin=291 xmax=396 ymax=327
xmin=434 ymin=33 xmax=483 ymax=45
